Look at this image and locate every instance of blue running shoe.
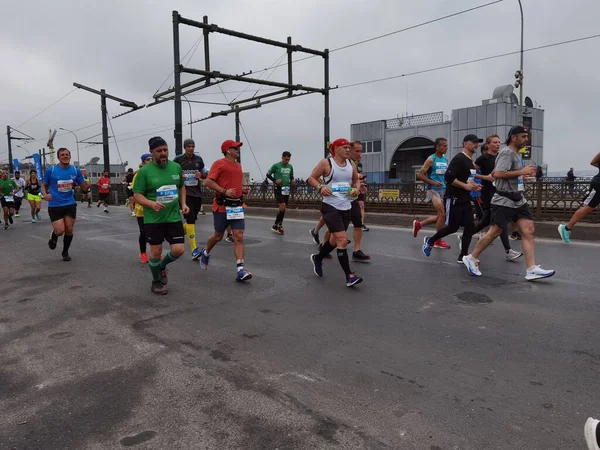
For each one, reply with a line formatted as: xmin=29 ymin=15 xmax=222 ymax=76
xmin=191 ymin=247 xmax=202 ymax=260
xmin=422 ymin=236 xmax=432 ymax=257
xmin=346 ymin=273 xmax=363 ymax=287
xmin=236 ymin=269 xmax=252 ymax=282
xmin=557 ymin=224 xmax=571 ymax=244
xmin=200 ymin=248 xmax=210 ymax=270
xmin=463 ymin=255 xmax=482 ymax=277
xmin=310 ymin=254 xmax=323 ymax=277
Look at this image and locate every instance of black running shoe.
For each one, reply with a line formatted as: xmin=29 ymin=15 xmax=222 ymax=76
xmin=8 ymin=215 xmax=13 ymax=224
xmin=309 ymin=228 xmax=320 ymax=245
xmin=151 ymin=280 xmax=168 ymax=295
xmin=310 ymin=254 xmax=323 ymax=277
xmin=510 ymin=231 xmax=522 ymax=241
xmin=61 ymin=252 xmax=71 ymax=262
xmin=352 ymin=250 xmax=371 ymax=262
xmin=48 ymin=232 xmax=57 ymax=250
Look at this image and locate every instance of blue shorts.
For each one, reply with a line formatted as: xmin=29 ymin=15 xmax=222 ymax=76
xmin=213 ymin=211 xmax=245 ymax=233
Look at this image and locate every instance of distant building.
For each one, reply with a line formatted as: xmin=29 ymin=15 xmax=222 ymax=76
xmin=81 ymin=157 xmax=129 ymax=184
xmin=351 ymin=85 xmax=545 ymax=183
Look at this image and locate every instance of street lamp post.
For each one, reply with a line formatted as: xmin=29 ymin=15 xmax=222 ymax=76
xmin=59 ymin=128 xmax=81 ymax=167
xmin=182 ymin=95 xmax=193 ymax=139
xmin=517 ymin=0 xmax=524 ymax=125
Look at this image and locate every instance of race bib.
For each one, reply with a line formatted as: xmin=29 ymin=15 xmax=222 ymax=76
xmin=281 ymin=186 xmax=290 ymax=195
xmin=102 ymin=184 xmax=109 ymax=189
xmin=183 ymin=171 xmax=198 ymax=187
xmin=57 ymin=180 xmax=73 ymax=193
xmin=435 ymin=163 xmax=448 ymax=175
xmin=330 ymin=182 xmax=351 ymax=197
xmin=226 ymin=206 xmax=244 ymax=220
xmin=4 ymin=195 xmax=13 ymax=202
xmin=517 ymin=176 xmax=525 ymax=192
xmin=156 ymin=185 xmax=178 ymax=204
xmin=468 ymin=169 xmax=476 ymax=183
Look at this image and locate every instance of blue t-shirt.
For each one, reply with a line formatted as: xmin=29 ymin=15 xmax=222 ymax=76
xmin=427 ymin=154 xmax=448 ymax=190
xmin=44 ymin=164 xmax=84 ymax=207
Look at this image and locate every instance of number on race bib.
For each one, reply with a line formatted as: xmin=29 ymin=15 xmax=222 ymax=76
xmin=226 ymin=206 xmax=244 ymax=220
xmin=517 ymin=177 xmax=525 ymax=192
xmin=281 ymin=186 xmax=290 ymax=196
xmin=330 ymin=182 xmax=351 ymax=197
xmin=4 ymin=195 xmax=14 ymax=202
xmin=57 ymin=180 xmax=73 ymax=193
xmin=156 ymin=185 xmax=178 ymax=204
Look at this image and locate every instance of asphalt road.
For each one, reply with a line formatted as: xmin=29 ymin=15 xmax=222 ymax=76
xmin=0 ymin=205 xmax=598 ymax=450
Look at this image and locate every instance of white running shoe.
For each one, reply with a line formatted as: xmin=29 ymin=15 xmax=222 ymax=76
xmin=505 ymin=249 xmax=523 ymax=261
xmin=463 ymin=255 xmax=482 ymax=277
xmin=525 ymin=265 xmax=555 ymax=281
xmin=585 ymin=417 xmax=600 ymax=450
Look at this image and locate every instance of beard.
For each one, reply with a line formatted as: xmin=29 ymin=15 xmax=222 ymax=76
xmin=155 ymin=157 xmax=168 ymax=167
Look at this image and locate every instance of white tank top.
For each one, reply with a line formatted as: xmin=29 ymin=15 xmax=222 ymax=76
xmin=322 ymin=157 xmax=353 ymax=211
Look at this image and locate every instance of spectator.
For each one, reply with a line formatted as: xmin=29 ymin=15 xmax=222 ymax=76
xmin=567 ymin=167 xmax=575 ymax=196
xmin=536 ymin=166 xmax=543 ymax=181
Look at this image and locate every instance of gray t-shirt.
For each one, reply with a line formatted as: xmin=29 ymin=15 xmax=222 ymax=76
xmin=491 ymin=147 xmax=526 ymax=208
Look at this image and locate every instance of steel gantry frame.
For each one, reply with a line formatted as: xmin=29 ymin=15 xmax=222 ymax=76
xmin=148 ymin=12 xmax=332 ymax=159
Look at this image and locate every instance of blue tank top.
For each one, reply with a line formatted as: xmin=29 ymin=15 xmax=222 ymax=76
xmin=427 ymin=154 xmax=448 ymax=190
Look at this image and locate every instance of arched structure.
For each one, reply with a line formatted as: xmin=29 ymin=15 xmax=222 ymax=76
xmin=389 ymin=136 xmax=435 ymax=181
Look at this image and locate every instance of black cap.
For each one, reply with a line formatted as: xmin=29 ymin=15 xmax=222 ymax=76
xmin=505 ymin=126 xmax=529 ymax=144
xmin=463 ymin=134 xmax=483 ymax=143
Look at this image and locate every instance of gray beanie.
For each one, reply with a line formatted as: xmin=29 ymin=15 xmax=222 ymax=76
xmin=183 ymin=138 xmax=195 ymax=147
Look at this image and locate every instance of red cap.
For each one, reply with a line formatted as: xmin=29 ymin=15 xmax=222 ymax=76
xmin=221 ymin=140 xmax=243 ymax=152
xmin=329 ymin=138 xmax=350 ymax=157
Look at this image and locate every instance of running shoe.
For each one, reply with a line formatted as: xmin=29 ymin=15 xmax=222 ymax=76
xmin=160 ymin=269 xmax=168 ymax=285
xmin=140 ymin=252 xmax=149 ymax=264
xmin=87 ymin=204 xmax=92 ymax=208
xmin=236 ymin=269 xmax=252 ymax=282
xmin=310 ymin=228 xmax=320 ymax=245
xmin=104 ymin=208 xmax=110 ymax=214
xmin=463 ymin=255 xmax=482 ymax=277
xmin=510 ymin=231 xmax=522 ymax=241
xmin=14 ymin=213 xmax=20 ymax=217
xmin=200 ymin=248 xmax=210 ymax=269
xmin=151 ymin=280 xmax=168 ymax=295
xmin=310 ymin=254 xmax=323 ymax=277
xmin=8 ymin=215 xmax=13 ymax=224
xmin=422 ymin=236 xmax=432 ymax=257
xmin=434 ymin=239 xmax=451 ymax=249
xmin=352 ymin=250 xmax=371 ymax=262
xmin=412 ymin=220 xmax=421 ymax=238
xmin=557 ymin=224 xmax=571 ymax=244
xmin=525 ymin=265 xmax=555 ymax=281
xmin=456 ymin=255 xmax=465 ymax=264
xmin=3 ymin=224 xmax=8 ymax=230
xmin=361 ymin=224 xmax=369 ymax=232
xmin=225 ymin=234 xmax=234 ymax=243
xmin=584 ymin=417 xmax=600 ymax=450
xmin=278 ymin=225 xmax=285 ymax=235
xmin=61 ymin=252 xmax=71 ymax=262
xmin=31 ymin=218 xmax=36 ymax=224
xmin=97 ymin=202 xmax=101 ymax=208
xmin=346 ymin=273 xmax=363 ymax=287
xmin=36 ymin=212 xmax=41 ymax=220
xmin=191 ymin=248 xmax=202 ymax=260
xmin=200 ymin=211 xmax=206 ymax=215
xmin=48 ymin=232 xmax=57 ymax=250
xmin=505 ymin=249 xmax=523 ymax=261
xmin=271 ymin=224 xmax=280 ymax=234
xmin=131 ymin=211 xmax=136 ymax=217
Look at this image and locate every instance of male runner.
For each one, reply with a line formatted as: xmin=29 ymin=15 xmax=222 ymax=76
xmin=174 ymin=138 xmax=208 ymax=260
xmin=133 ymin=137 xmax=188 ymax=294
xmin=97 ymin=170 xmax=111 ymax=213
xmin=308 ymin=138 xmax=363 ymax=287
xmin=79 ymin=169 xmax=92 ymax=207
xmin=200 ymin=139 xmax=252 ymax=282
xmin=42 ymin=148 xmax=89 ymax=260
xmin=131 ymin=153 xmax=153 ymax=263
xmin=12 ymin=171 xmax=26 ymax=217
xmin=123 ymin=168 xmax=135 ymax=216
xmin=422 ymin=135 xmax=482 ymax=261
xmin=353 ymin=145 xmax=369 ymax=232
xmin=0 ymin=170 xmax=18 ymax=230
xmin=266 ymin=151 xmax=294 ymax=235
xmin=463 ymin=126 xmax=554 ymax=280
xmin=558 ymin=151 xmax=600 ymax=243
xmin=458 ymin=135 xmax=522 ymax=261
xmin=413 ymin=138 xmax=451 ymax=249
xmin=348 ymin=141 xmax=370 ymax=261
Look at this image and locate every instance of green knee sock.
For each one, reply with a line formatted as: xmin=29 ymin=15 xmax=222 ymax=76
xmin=159 ymin=251 xmax=179 ymax=270
xmin=149 ymin=257 xmax=162 ymax=282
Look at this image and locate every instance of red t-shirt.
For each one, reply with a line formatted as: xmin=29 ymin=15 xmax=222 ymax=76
xmin=208 ymin=158 xmax=243 ymax=213
xmin=98 ymin=176 xmax=111 ymax=194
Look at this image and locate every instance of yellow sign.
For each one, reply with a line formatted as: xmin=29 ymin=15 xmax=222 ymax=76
xmin=378 ymin=189 xmax=400 ymax=199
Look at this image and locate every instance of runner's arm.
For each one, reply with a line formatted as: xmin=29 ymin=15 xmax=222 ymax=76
xmin=179 ymin=185 xmax=187 ymax=209
xmin=307 ymin=160 xmax=328 ymax=189
xmin=445 ymin=158 xmax=472 ymax=191
xmin=203 ymin=178 xmax=227 ymax=195
xmin=590 ymin=152 xmax=600 ymax=167
xmin=416 ymin=157 xmax=439 ymax=186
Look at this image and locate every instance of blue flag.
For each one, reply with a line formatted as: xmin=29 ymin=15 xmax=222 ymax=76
xmin=13 ymin=159 xmax=19 ymax=173
xmin=32 ymin=153 xmax=43 ymax=181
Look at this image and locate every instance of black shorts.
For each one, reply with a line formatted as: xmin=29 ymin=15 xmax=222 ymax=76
xmin=321 ymin=202 xmax=350 ymax=233
xmin=184 ymin=196 xmax=202 ymax=224
xmin=144 ymin=221 xmax=185 ymax=246
xmin=350 ymin=200 xmax=362 ymax=228
xmin=48 ymin=204 xmax=77 ymax=222
xmin=274 ymin=187 xmax=290 ymax=205
xmin=357 ymin=193 xmax=366 ymax=202
xmin=1 ymin=198 xmax=15 ymax=209
xmin=491 ymin=203 xmax=533 ymax=229
xmin=583 ymin=179 xmax=600 ymax=208
xmin=98 ymin=192 xmax=109 ymax=202
xmin=80 ymin=190 xmax=90 ymax=196
xmin=126 ymin=188 xmax=134 ymax=198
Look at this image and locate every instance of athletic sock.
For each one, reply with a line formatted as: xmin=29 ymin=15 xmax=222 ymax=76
xmin=565 ymin=225 xmax=572 ymax=231
xmin=237 ymin=260 xmax=244 ymax=272
xmin=276 ymin=210 xmax=285 ymax=224
xmin=51 ymin=231 xmax=58 ymax=242
xmin=337 ymin=248 xmax=352 ymax=276
xmin=63 ymin=234 xmax=73 ymax=253
xmin=184 ymin=223 xmax=197 ymax=250
xmin=159 ymin=251 xmax=179 ymax=270
xmin=317 ymin=241 xmax=336 ymax=260
xmin=149 ymin=257 xmax=162 ymax=281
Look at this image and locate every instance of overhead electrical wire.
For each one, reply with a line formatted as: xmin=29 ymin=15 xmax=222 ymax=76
xmin=106 ymin=112 xmax=123 ymax=164
xmin=15 ymin=88 xmax=78 ymax=128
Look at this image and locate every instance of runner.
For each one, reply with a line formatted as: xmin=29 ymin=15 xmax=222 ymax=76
xmin=412 ymin=138 xmax=451 ymax=250
xmin=122 ymin=168 xmax=136 ymax=216
xmin=173 ymin=138 xmax=208 ymax=260
xmin=422 ymin=135 xmax=482 ymax=261
xmin=266 ymin=151 xmax=294 ymax=235
xmin=79 ymin=169 xmax=92 ymax=207
xmin=353 ymin=146 xmax=369 ymax=232
xmin=131 ymin=153 xmax=153 ymax=263
xmin=26 ymin=170 xmax=43 ymax=223
xmin=457 ymin=135 xmax=522 ymax=261
xmin=308 ymin=138 xmax=363 ymax=287
xmin=348 ymin=141 xmax=370 ymax=261
xmin=42 ymin=148 xmax=89 ymax=260
xmin=0 ymin=170 xmax=18 ymax=230
xmin=200 ymin=139 xmax=252 ymax=282
xmin=463 ymin=126 xmax=555 ymax=280
xmin=558 ymin=151 xmax=600 ymax=243
xmin=96 ymin=170 xmax=111 ymax=213
xmin=12 ymin=171 xmax=26 ymax=217
xmin=133 ymin=137 xmax=188 ymax=294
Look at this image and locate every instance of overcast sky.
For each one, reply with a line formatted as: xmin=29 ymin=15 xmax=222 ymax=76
xmin=1 ymin=0 xmax=599 ymax=179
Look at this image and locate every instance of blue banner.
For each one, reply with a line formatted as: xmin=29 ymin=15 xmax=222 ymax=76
xmin=13 ymin=159 xmax=19 ymax=173
xmin=32 ymin=153 xmax=43 ymax=181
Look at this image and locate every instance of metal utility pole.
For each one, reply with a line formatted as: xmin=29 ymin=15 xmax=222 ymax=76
xmin=182 ymin=94 xmax=193 ymax=139
xmin=517 ymin=0 xmax=524 ymax=125
xmin=59 ymin=128 xmax=80 ymax=167
xmin=235 ymin=106 xmax=241 ymax=163
xmin=73 ymin=82 xmax=142 ymax=173
xmin=324 ymin=49 xmax=331 ymax=158
xmin=172 ymin=10 xmax=183 ymax=155
xmin=6 ymin=126 xmax=34 ymax=174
